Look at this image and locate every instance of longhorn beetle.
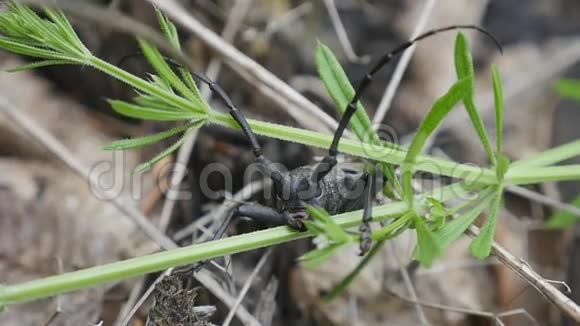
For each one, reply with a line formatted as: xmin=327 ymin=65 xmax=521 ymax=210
xmin=188 ymin=25 xmax=502 ymax=256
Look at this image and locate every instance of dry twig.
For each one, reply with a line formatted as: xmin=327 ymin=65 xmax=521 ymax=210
xmin=146 ymin=0 xmax=339 ymax=135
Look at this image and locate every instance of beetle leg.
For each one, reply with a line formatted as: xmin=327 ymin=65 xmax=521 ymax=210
xmin=188 ymin=74 xmax=289 ymax=191
xmin=238 ymin=203 xmax=307 ymax=231
xmin=175 ymin=203 xmax=303 ymax=274
xmin=359 ymin=172 xmax=375 ymax=255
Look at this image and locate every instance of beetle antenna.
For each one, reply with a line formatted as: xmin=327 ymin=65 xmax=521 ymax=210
xmin=312 ymin=25 xmax=502 ymax=184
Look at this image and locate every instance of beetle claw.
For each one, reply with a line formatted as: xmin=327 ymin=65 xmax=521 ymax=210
xmin=285 ymin=212 xmax=308 ymax=231
xmin=358 ymin=223 xmax=372 ymax=256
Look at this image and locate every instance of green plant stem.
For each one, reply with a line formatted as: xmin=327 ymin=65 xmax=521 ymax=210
xmin=0 ymin=182 xmax=473 ymax=306
xmin=209 ymin=112 xmax=580 ymax=185
xmin=75 ymin=58 xmax=580 ymax=187
xmin=372 ymin=210 xmax=416 ymax=240
xmin=505 ymin=165 xmax=580 ymax=184
xmin=87 ymin=56 xmax=205 ymax=114
xmin=208 ymin=111 xmax=497 ymax=183
xmin=511 ymin=139 xmax=580 ymax=168
xmin=0 ymin=205 xmax=399 ymax=305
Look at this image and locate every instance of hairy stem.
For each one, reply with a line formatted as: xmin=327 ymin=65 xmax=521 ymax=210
xmin=0 ymin=182 xmax=473 ymax=305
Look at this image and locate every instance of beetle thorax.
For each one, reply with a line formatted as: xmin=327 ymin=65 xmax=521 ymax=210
xmin=275 ymin=165 xmax=366 ymax=215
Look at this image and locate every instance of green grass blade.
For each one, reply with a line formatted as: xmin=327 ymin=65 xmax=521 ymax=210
xmin=435 ymin=189 xmax=494 ymax=250
xmin=496 ymin=153 xmax=510 ymax=182
xmin=315 ymin=42 xmax=374 ymax=141
xmin=138 ymin=39 xmax=207 ymax=111
xmin=323 ymin=239 xmax=386 ymax=301
xmin=546 ymin=196 xmax=580 ymax=229
xmin=15 ymin=5 xmax=79 ymax=58
xmin=102 ymin=120 xmax=202 ymax=150
xmin=5 ymin=59 xmax=77 ymax=72
xmin=134 ymin=129 xmax=192 ymax=173
xmin=316 ymin=42 xmax=402 ymax=196
xmin=179 ymin=68 xmax=209 ymax=112
xmin=505 ymin=164 xmax=580 ymax=184
xmin=402 ymin=77 xmax=471 ymax=205
xmin=413 ymin=215 xmax=443 ymax=267
xmin=108 ymin=100 xmax=198 ymax=121
xmin=492 ymin=64 xmax=504 ymax=155
xmin=511 ymin=139 xmax=580 ymax=168
xmin=42 ymin=7 xmax=89 ymax=56
xmin=555 ymin=79 xmax=580 ymax=102
xmin=0 ymin=37 xmax=72 ymax=60
xmin=306 ymin=206 xmax=351 ymax=243
xmin=454 ymin=33 xmax=496 ymax=166
xmin=469 ymin=187 xmax=503 ymax=259
xmin=299 ymin=243 xmax=350 ymax=269
xmin=154 ymin=7 xmax=181 ymax=51
xmin=372 ymin=211 xmax=415 ymax=240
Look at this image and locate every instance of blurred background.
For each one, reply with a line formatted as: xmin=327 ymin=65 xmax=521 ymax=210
xmin=1 ymin=0 xmax=580 ymax=325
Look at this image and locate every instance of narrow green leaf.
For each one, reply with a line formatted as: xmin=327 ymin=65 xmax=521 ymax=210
xmin=435 ymin=190 xmax=494 ymax=250
xmin=42 ymin=8 xmax=88 ymax=56
xmin=102 ymin=120 xmax=202 ymax=150
xmin=108 ymin=100 xmax=198 ymax=121
xmin=402 ymin=78 xmax=471 ymax=205
xmin=491 ymin=64 xmax=504 ymax=155
xmin=315 ymin=42 xmax=403 ymax=196
xmin=427 ymin=197 xmax=448 ymax=231
xmin=0 ymin=37 xmax=69 ymax=60
xmin=413 ymin=215 xmax=443 ymax=267
xmin=134 ymin=129 xmax=192 ymax=173
xmin=179 ymin=68 xmax=209 ymax=112
xmin=496 ymin=153 xmax=510 ymax=181
xmin=315 ymin=42 xmax=374 ymax=141
xmin=18 ymin=6 xmax=78 ymax=57
xmin=372 ymin=211 xmax=415 ymax=240
xmin=546 ymin=196 xmax=580 ymax=229
xmin=511 ymin=139 xmax=580 ymax=169
xmin=5 ymin=59 xmax=77 ymax=72
xmin=555 ymin=79 xmax=580 ymax=102
xmin=470 ymin=189 xmax=503 ymax=259
xmin=303 ymin=220 xmax=326 ymax=234
xmin=306 ymin=205 xmax=351 ymax=244
xmin=323 ymin=239 xmax=386 ymax=301
xmin=299 ymin=243 xmax=349 ymax=269
xmin=138 ymin=39 xmax=207 ymax=111
xmin=154 ymin=7 xmax=181 ymax=51
xmin=454 ymin=33 xmax=496 ymax=166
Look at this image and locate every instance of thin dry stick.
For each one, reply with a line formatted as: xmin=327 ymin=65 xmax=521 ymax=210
xmin=261 ymin=2 xmax=312 ymax=40
xmin=0 ymin=96 xmax=175 ymax=251
xmin=0 ymin=96 xmax=256 ymax=326
xmin=386 ymin=234 xmax=429 ymax=325
xmin=322 ymin=0 xmax=369 ymax=64
xmin=399 ymin=267 xmax=430 ymax=325
xmin=145 ymin=0 xmax=339 ymax=135
xmin=372 ymin=0 xmax=437 ymax=127
xmin=466 ymin=225 xmax=580 ymax=322
xmin=507 ymin=185 xmax=580 ymax=217
xmin=114 ymin=280 xmax=145 ymax=326
xmin=223 ymin=249 xmax=272 ymax=326
xmin=158 ymin=0 xmax=252 ymax=234
xmin=385 ymin=288 xmax=539 ymax=326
